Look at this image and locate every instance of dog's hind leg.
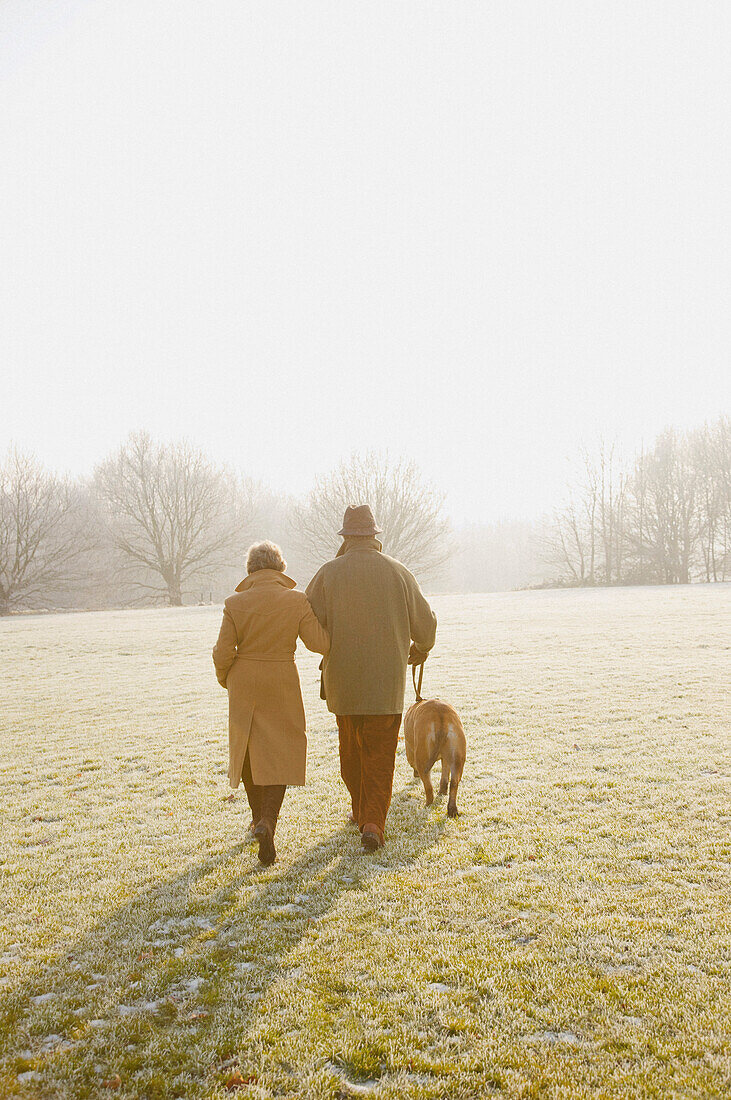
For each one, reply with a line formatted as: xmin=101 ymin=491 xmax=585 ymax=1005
xmin=447 ymin=777 xmax=459 ymax=817
xmin=420 ymin=769 xmax=434 ymax=806
xmin=416 ymin=718 xmax=445 ymax=807
xmin=447 ymin=755 xmax=465 ymax=818
xmin=439 ymin=757 xmax=449 ymax=796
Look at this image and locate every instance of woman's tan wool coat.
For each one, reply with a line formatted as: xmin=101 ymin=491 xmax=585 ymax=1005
xmin=212 ymin=570 xmax=329 ymax=788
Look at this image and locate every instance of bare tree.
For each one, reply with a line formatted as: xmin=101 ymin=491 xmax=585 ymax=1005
xmin=542 ymin=448 xmax=603 ymax=586
xmin=578 ymin=448 xmax=599 ymax=584
xmin=626 ymin=442 xmax=650 ymax=583
xmin=636 ymin=429 xmax=701 ymax=584
xmin=542 ymin=495 xmax=589 ymax=585
xmin=290 ymin=452 xmax=451 ymax=580
xmin=208 ymin=477 xmax=289 ymax=596
xmin=94 ymin=432 xmax=238 ymax=606
xmin=0 ymin=448 xmax=84 ymax=614
xmin=712 ymin=416 xmax=731 ymax=580
xmin=594 ymin=441 xmax=628 ymax=585
xmin=691 ymin=418 xmax=731 ymax=582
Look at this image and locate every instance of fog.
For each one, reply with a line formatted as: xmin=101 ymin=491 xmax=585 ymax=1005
xmin=2 ymin=0 xmax=730 ymax=532
xmin=1 ymin=4 xmax=730 ymax=606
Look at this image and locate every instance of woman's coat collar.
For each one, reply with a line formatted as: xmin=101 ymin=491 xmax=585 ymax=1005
xmin=235 ymin=569 xmax=297 ymax=592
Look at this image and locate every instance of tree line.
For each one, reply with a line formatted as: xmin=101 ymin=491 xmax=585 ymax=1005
xmin=1 ymin=418 xmax=728 ymax=614
xmin=544 ymin=417 xmax=730 ymax=586
xmin=0 ymin=436 xmax=450 ymax=614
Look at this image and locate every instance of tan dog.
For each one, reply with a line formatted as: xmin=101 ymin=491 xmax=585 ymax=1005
xmin=404 ymin=697 xmax=466 ymax=817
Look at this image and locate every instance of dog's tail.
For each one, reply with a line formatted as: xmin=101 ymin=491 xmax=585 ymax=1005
xmin=418 ymin=705 xmax=454 ymax=775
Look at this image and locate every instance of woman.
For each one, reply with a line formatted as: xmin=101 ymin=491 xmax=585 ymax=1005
xmin=212 ymin=541 xmax=329 ymax=865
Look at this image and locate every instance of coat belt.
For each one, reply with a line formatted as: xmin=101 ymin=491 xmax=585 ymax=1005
xmin=234 ymin=654 xmax=295 ymax=663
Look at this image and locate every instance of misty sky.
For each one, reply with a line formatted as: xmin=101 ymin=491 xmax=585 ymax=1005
xmin=1 ymin=1 xmax=730 ymax=524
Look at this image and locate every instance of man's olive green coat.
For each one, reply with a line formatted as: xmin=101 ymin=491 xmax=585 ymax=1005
xmin=306 ymin=539 xmax=437 ymax=715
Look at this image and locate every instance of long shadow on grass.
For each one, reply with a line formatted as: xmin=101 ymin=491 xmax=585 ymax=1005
xmin=0 ymin=781 xmax=447 ymax=1095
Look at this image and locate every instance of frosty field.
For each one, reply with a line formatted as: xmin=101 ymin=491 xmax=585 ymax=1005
xmin=0 ymin=586 xmax=729 ymax=1100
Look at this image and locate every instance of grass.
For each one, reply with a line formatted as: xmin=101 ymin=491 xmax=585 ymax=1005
xmin=0 ymin=585 xmax=729 ymax=1098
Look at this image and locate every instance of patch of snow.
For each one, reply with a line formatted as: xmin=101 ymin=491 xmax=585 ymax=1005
xmin=273 ymin=903 xmax=306 ymax=916
xmin=524 ymin=1030 xmax=582 ymax=1045
xmin=342 ymin=1082 xmax=380 ymax=1096
xmin=119 ymin=1001 xmax=160 ymax=1015
xmin=183 ymin=977 xmax=204 ymax=993
xmin=41 ymin=1034 xmax=72 ymax=1053
xmin=31 ymin=992 xmax=57 ymax=1004
xmin=427 ymin=982 xmax=450 ymax=993
xmin=325 ymin=1062 xmax=381 ymax=1094
xmin=18 ymin=1071 xmax=42 ymax=1084
xmin=148 ymin=915 xmax=215 ymax=937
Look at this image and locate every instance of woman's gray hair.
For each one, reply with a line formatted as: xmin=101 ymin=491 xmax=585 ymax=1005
xmin=246 ymin=540 xmax=287 ymax=575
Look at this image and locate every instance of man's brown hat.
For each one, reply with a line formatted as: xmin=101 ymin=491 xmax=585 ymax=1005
xmin=338 ymin=504 xmax=383 ymax=537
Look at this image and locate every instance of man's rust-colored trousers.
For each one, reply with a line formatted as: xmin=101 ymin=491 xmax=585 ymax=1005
xmin=336 ymin=713 xmax=402 ymax=842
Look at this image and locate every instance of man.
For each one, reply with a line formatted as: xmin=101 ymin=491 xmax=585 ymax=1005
xmin=306 ymin=504 xmax=437 ymax=851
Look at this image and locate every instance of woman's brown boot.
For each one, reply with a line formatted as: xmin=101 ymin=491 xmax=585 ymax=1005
xmin=254 ymin=785 xmax=286 ymax=866
xmin=254 ymin=820 xmax=275 ymax=865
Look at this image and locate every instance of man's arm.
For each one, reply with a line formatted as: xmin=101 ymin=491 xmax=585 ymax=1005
xmin=404 ymin=571 xmax=437 ymax=660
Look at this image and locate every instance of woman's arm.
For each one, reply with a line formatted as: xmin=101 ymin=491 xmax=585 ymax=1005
xmin=305 ymin=568 xmax=327 ymax=627
xmin=298 ymin=599 xmax=330 ymax=656
xmin=212 ymin=606 xmax=238 ymax=687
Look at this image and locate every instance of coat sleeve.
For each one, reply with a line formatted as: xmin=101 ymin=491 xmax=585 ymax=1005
xmin=305 ymin=568 xmax=327 ymax=628
xmin=404 ymin=572 xmax=437 ymax=656
xmin=298 ymin=598 xmax=330 ymax=656
xmin=212 ymin=606 xmax=238 ymax=687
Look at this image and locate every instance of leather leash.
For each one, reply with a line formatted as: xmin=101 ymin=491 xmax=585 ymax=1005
xmin=412 ymin=661 xmax=425 ymax=702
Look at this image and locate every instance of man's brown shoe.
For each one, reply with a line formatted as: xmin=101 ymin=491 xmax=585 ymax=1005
xmin=361 ymin=824 xmax=382 ymax=852
xmin=254 ymin=822 xmax=276 ymax=866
